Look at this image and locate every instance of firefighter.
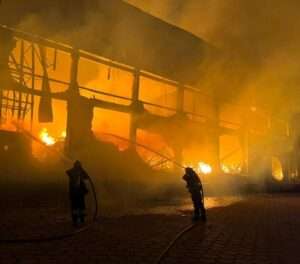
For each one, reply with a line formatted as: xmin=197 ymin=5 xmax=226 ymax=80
xmin=66 ymin=160 xmax=89 ymax=227
xmin=183 ymin=167 xmax=206 ymax=222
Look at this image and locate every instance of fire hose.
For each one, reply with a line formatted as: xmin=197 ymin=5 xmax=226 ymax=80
xmin=155 ymin=222 xmax=202 ymax=264
xmin=101 ymin=133 xmax=207 ymax=264
xmin=0 ymin=127 xmax=99 ymax=243
xmin=0 ymin=188 xmax=98 ymax=243
xmin=0 ymin=129 xmax=181 ymax=243
xmin=0 ymin=129 xmax=205 ymax=248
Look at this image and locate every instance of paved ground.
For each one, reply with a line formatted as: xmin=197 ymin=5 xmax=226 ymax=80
xmin=1 ymin=194 xmax=300 ymax=264
xmin=164 ymin=194 xmax=300 ymax=264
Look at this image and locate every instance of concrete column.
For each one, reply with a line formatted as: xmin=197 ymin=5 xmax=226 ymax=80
xmin=0 ymin=28 xmax=16 ymax=123
xmin=69 ymin=50 xmax=80 ymax=93
xmin=240 ymin=122 xmax=249 ymax=174
xmin=211 ymin=96 xmax=221 ymax=174
xmin=129 ymin=69 xmax=140 ymax=146
xmin=38 ymin=45 xmax=53 ymax=123
xmin=65 ymin=50 xmax=90 ymax=158
xmin=177 ymin=84 xmax=184 ymax=113
xmin=173 ymin=84 xmax=185 ymax=167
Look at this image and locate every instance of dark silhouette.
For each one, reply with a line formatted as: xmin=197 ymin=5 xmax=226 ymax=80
xmin=183 ymin=167 xmax=206 ymax=222
xmin=66 ymin=160 xmax=89 ymax=227
xmin=0 ymin=27 xmax=16 ymax=87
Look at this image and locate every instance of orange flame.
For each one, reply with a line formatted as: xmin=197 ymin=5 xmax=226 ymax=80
xmin=198 ymin=162 xmax=212 ymax=174
xmin=39 ymin=128 xmax=56 ymax=146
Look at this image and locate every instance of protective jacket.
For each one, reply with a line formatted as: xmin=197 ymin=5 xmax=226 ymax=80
xmin=183 ymin=170 xmax=203 ymax=194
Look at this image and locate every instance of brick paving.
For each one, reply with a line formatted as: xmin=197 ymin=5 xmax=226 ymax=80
xmin=164 ymin=194 xmax=300 ymax=264
xmin=1 ymin=194 xmax=300 ymax=263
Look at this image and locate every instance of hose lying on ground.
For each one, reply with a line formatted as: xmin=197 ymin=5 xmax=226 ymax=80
xmin=155 ymin=221 xmax=204 ymax=264
xmin=0 ymin=176 xmax=98 ymax=243
xmin=1 ymin=128 xmax=204 ymax=244
xmin=0 ymin=126 xmax=99 ymax=243
xmin=101 ymin=133 xmax=209 ymax=264
xmin=0 ymin=128 xmax=186 ymax=243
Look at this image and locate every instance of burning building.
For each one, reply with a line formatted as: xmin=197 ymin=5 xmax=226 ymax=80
xmin=0 ymin=0 xmax=295 ymax=191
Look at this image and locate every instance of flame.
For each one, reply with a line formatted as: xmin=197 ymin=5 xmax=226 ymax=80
xmin=198 ymin=162 xmax=212 ymax=175
xmin=272 ymin=157 xmax=284 ymax=181
xmin=185 ymin=161 xmax=242 ymax=175
xmin=183 ymin=161 xmax=213 ymax=175
xmin=40 ymin=128 xmax=56 ymax=146
xmin=221 ymin=164 xmax=242 ymax=174
xmin=221 ymin=164 xmax=231 ymax=174
xmin=61 ymin=131 xmax=67 ymax=138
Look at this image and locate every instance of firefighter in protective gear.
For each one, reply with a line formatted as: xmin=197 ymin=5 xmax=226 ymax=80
xmin=183 ymin=167 xmax=206 ymax=221
xmin=66 ymin=160 xmax=89 ymax=227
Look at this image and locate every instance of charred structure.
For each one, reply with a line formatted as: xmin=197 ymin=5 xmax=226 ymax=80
xmin=0 ymin=0 xmax=296 ymax=193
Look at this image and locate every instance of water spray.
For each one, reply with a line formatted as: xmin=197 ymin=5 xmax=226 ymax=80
xmin=100 ymin=132 xmax=206 ymax=264
xmin=99 ymin=132 xmax=185 ymax=169
xmin=1 ymin=125 xmax=204 ymax=249
xmin=0 ymin=123 xmax=98 ymax=243
xmin=1 ymin=125 xmax=187 ymax=243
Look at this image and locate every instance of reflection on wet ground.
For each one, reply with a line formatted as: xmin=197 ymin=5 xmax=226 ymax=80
xmin=125 ymin=196 xmax=244 ymax=216
xmin=0 ymin=195 xmax=243 ymax=239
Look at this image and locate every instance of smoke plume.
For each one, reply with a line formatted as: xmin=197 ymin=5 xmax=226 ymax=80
xmin=126 ymin=0 xmax=300 ymax=117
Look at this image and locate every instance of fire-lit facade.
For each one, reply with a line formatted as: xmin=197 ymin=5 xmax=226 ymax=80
xmin=0 ymin=0 xmax=294 ymax=184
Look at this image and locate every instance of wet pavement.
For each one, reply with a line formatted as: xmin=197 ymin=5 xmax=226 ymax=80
xmin=1 ymin=194 xmax=300 ymax=263
xmin=130 ymin=196 xmax=243 ymax=216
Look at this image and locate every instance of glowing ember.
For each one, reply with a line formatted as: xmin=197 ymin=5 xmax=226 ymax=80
xmin=40 ymin=128 xmax=56 ymax=146
xmin=198 ymin=162 xmax=212 ymax=175
xmin=61 ymin=131 xmax=67 ymax=138
xmin=221 ymin=164 xmax=231 ymax=174
xmin=221 ymin=164 xmax=242 ymax=174
xmin=272 ymin=157 xmax=284 ymax=181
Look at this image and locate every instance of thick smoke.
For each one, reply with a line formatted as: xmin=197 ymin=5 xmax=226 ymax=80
xmin=129 ymin=0 xmax=300 ymax=114
xmin=1 ymin=0 xmax=297 ymax=209
xmin=124 ymin=2 xmax=300 ymax=187
xmin=2 ymin=0 xmax=300 ymax=113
